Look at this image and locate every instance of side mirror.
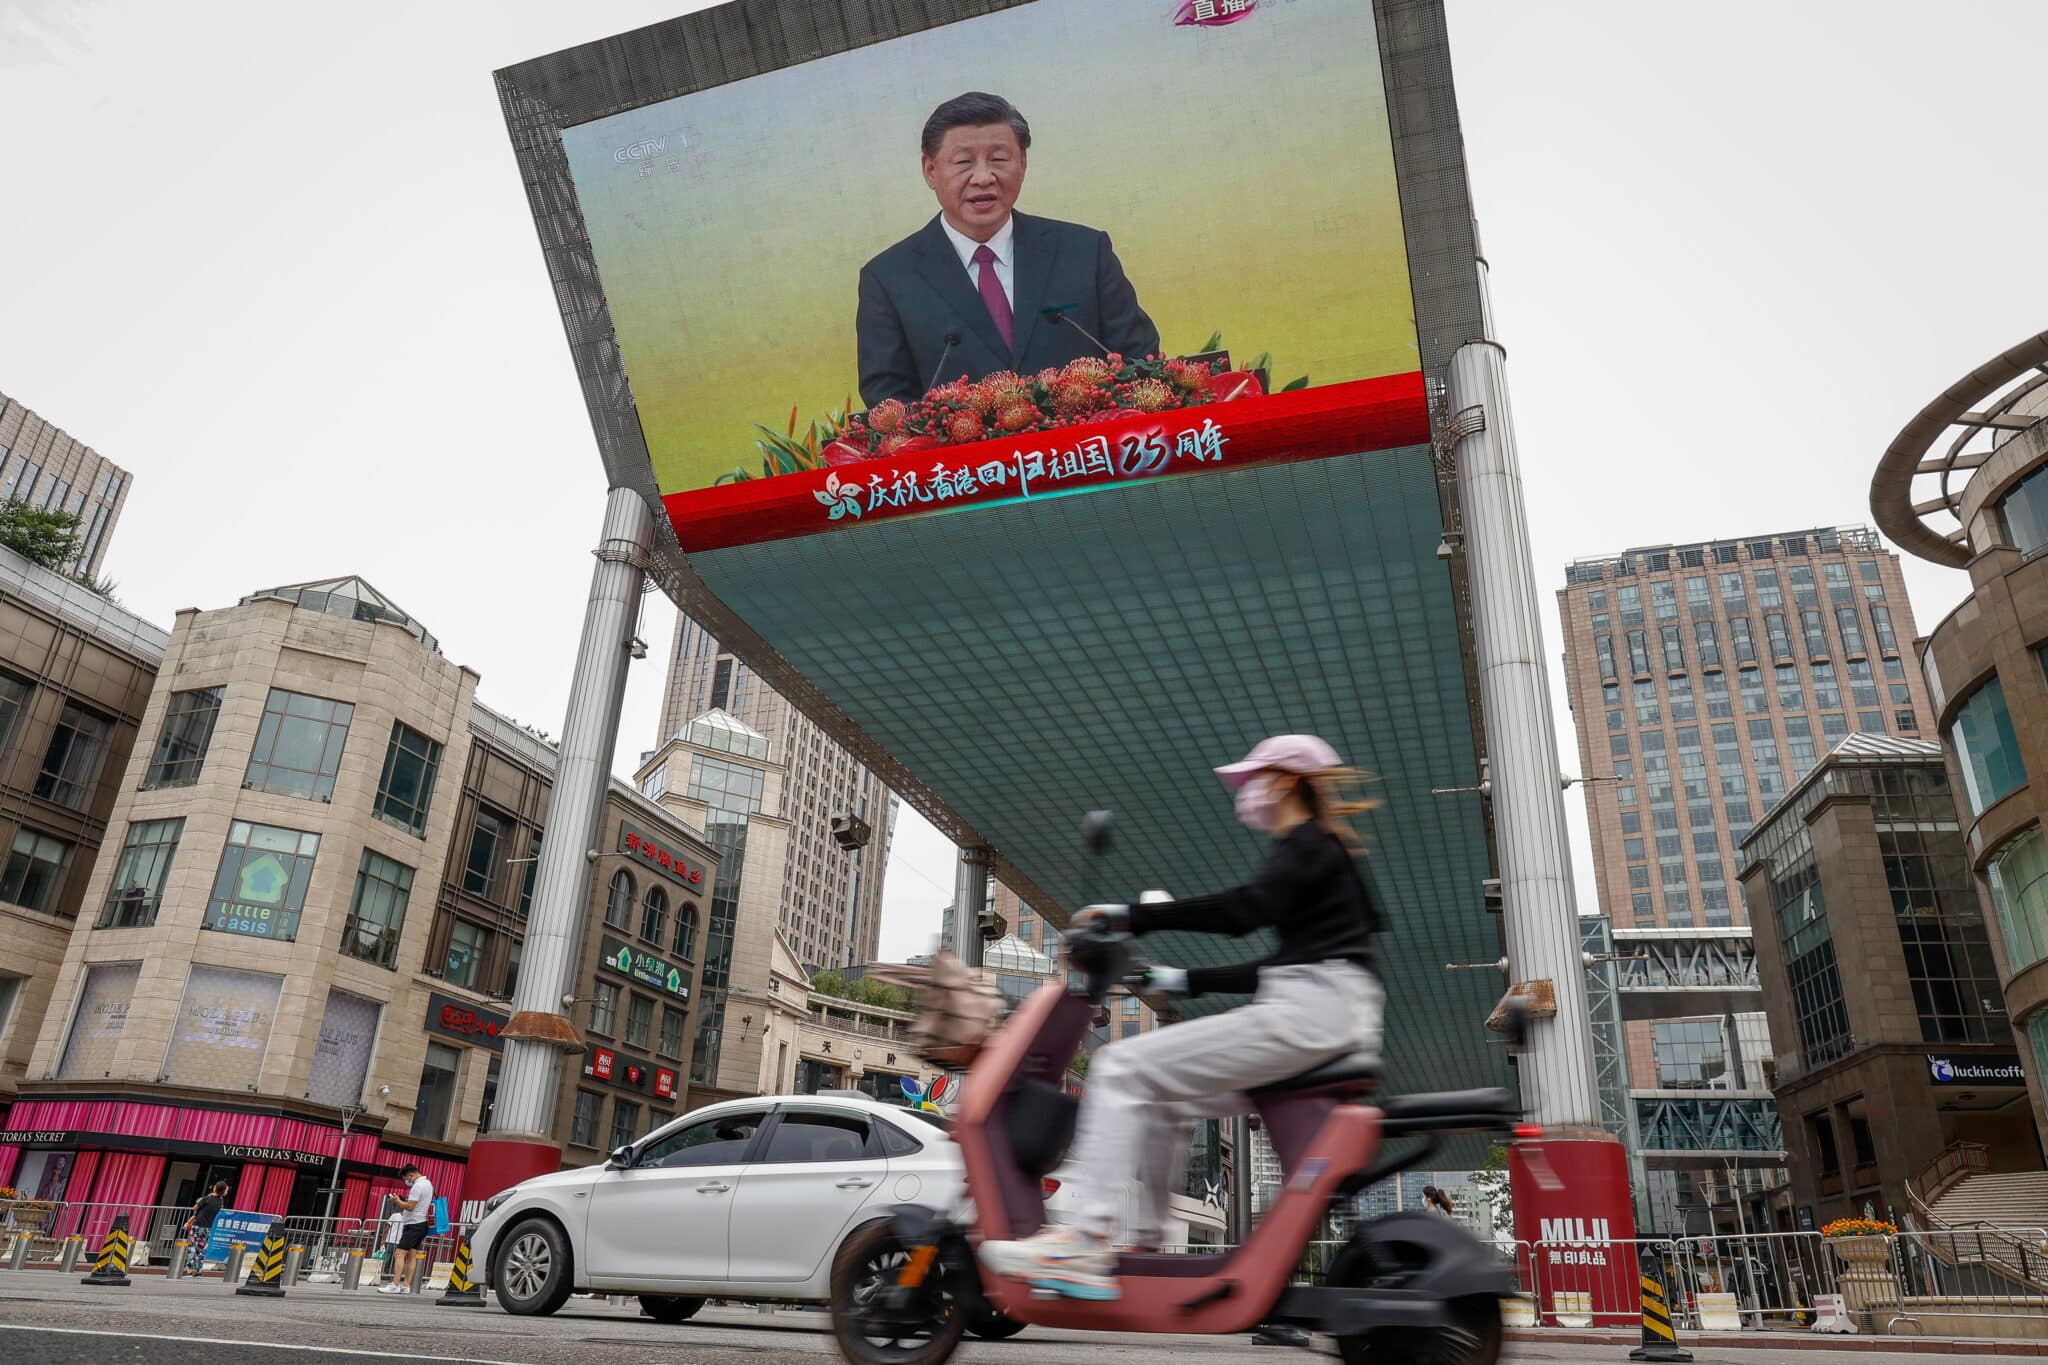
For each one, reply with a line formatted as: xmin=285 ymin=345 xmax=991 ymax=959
xmin=1081 ymin=810 xmax=1114 ymax=858
xmin=606 ymin=1145 xmax=634 ymax=1170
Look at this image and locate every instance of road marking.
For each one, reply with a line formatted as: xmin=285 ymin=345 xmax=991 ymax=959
xmin=0 ymin=1322 xmax=536 ymax=1364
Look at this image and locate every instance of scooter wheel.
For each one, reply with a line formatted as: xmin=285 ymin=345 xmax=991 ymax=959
xmin=1337 ymin=1294 xmax=1502 ymax=1365
xmin=829 ymin=1221 xmax=969 ymax=1365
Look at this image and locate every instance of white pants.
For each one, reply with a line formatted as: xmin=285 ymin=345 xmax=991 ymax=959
xmin=1063 ymin=961 xmax=1383 ymax=1245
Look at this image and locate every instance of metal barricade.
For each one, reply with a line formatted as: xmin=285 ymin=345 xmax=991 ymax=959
xmin=1888 ymin=1227 xmax=2048 ymax=1336
xmin=1671 ymin=1230 xmax=1835 ymax=1331
xmin=1529 ymin=1236 xmax=1677 ymax=1327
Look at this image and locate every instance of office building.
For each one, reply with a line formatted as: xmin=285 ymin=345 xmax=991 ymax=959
xmin=0 ymin=544 xmax=164 ymax=1126
xmin=1741 ymin=734 xmax=2034 ymax=1231
xmin=0 ymin=391 xmax=133 ymax=577
xmin=0 ymin=577 xmax=717 ymax=1221
xmin=1559 ymin=525 xmax=1938 ymax=1233
xmin=658 ymin=616 xmax=893 ymax=971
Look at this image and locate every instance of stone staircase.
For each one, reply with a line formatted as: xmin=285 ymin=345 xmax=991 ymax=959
xmin=1930 ymin=1171 xmax=2048 ymax=1235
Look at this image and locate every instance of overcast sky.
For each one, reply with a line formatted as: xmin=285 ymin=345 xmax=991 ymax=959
xmin=1 ymin=1 xmax=2042 ymax=965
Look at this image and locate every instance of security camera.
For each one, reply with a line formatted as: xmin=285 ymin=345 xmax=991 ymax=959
xmin=377 ymin=1084 xmax=391 ymax=1098
xmin=563 ymin=993 xmax=577 ymax=1007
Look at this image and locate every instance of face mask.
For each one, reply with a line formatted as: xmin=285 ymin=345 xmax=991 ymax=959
xmin=1235 ymin=775 xmax=1277 ymax=831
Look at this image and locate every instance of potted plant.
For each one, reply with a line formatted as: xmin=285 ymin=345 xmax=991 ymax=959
xmin=1821 ymin=1216 xmax=1896 ymax=1268
xmin=8 ymin=1198 xmax=55 ymax=1234
xmin=0 ymin=1186 xmax=16 ymax=1226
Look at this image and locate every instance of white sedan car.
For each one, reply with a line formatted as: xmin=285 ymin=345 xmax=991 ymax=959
xmin=470 ymin=1091 xmax=1019 ymax=1333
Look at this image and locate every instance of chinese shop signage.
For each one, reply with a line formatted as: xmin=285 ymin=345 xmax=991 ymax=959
xmin=601 ymin=934 xmax=691 ymax=1002
xmin=584 ymin=1044 xmax=660 ymax=1096
xmin=619 ymin=822 xmax=707 ymax=888
xmin=426 ymin=993 xmax=508 ymax=1053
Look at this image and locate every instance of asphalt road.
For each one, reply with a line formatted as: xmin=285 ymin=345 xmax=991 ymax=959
xmin=0 ymin=1271 xmax=2016 ymax=1363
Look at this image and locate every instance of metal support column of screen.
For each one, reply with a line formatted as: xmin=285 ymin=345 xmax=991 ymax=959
xmin=1446 ymin=340 xmax=1600 ymax=1127
xmin=476 ymin=486 xmax=654 ymax=1182
xmin=954 ymin=844 xmax=993 ymax=970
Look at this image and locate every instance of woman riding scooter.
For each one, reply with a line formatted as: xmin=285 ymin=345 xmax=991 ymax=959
xmin=979 ymin=733 xmax=1385 ymax=1301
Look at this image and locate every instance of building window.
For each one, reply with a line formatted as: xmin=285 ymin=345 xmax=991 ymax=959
xmin=590 ymin=981 xmax=620 ymax=1036
xmin=203 ymin=821 xmax=318 ymax=941
xmin=1810 ymin=661 xmax=1841 ymax=709
xmin=479 ymin=1055 xmax=502 ymax=1135
xmin=444 ymin=920 xmax=489 ymax=988
xmin=1871 ymin=604 xmax=1899 ymax=655
xmin=1626 ymin=631 xmax=1651 ymax=675
xmin=610 ymin=1100 xmax=642 ymax=1151
xmin=503 ymin=941 xmax=522 ymax=998
xmin=1755 ymin=568 xmax=1782 ymax=606
xmin=688 ymin=756 xmax=766 ymax=817
xmin=1652 ymin=1019 xmax=1729 ymax=1089
xmin=660 ymin=1005 xmax=686 ymax=1060
xmin=1596 ymin=634 xmax=1617 ymax=681
xmin=0 ymin=672 xmax=28 ymax=755
xmin=243 ymin=689 xmax=354 ymax=801
xmin=0 ymin=827 xmax=70 ymax=914
xmin=35 ymin=701 xmax=112 ymax=809
xmin=1729 ymin=616 xmax=1757 ymax=665
xmin=1661 ymin=624 xmax=1685 ymax=671
xmin=374 ymin=723 xmax=442 ymax=837
xmin=142 ymin=687 xmax=222 ymax=789
xmin=626 ymin=994 xmax=653 ymax=1049
xmin=1764 ymin=613 xmax=1792 ymax=661
xmin=410 ymin=1041 xmax=462 ymax=1140
xmin=674 ymin=903 xmax=698 ymax=960
xmin=97 ymin=818 xmax=183 ymax=929
xmin=1951 ymin=676 xmax=2027 ymax=815
xmin=1988 ymin=827 xmax=2048 ymax=973
xmin=1835 ymin=608 xmax=1866 ymax=657
xmin=1633 ymin=680 xmax=1660 ymax=725
xmin=641 ymin=885 xmax=668 ymax=945
xmin=1885 ymin=806 xmax=2009 ymax=1045
xmin=463 ymin=806 xmax=509 ymax=900
xmin=571 ymin=1090 xmax=603 ymax=1147
xmin=1799 ymin=609 xmax=1829 ymax=659
xmin=709 ymin=657 xmax=734 ymax=710
xmin=1694 ymin=619 xmax=1720 ymax=669
xmin=342 ymin=849 xmax=414 ymax=969
xmin=605 ymin=870 xmax=635 ymax=931
xmin=1996 ymin=463 xmax=2048 ymax=555
xmin=1774 ymin=664 xmax=1803 ymax=711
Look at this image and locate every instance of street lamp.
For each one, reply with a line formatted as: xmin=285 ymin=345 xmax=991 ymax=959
xmin=316 ymin=1084 xmax=388 ymax=1269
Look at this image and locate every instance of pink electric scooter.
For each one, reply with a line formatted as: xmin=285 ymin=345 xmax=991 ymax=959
xmin=828 ymin=814 xmax=1536 ymax=1365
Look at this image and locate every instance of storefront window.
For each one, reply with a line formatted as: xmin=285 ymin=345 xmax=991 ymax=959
xmin=162 ymin=965 xmax=284 ymax=1092
xmin=243 ymin=689 xmax=354 ymax=801
xmin=143 ymin=687 xmax=223 ymax=789
xmin=97 ymin=818 xmax=184 ymax=929
xmin=411 ymin=1041 xmax=462 ymax=1140
xmin=58 ymin=961 xmax=138 ymax=1079
xmin=1951 ymin=676 xmax=2028 ymax=814
xmin=203 ymin=821 xmax=319 ymax=941
xmin=1988 ymin=826 xmax=2048 ymax=973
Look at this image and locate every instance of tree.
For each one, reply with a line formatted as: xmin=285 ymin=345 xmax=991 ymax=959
xmin=809 ymin=969 xmax=914 ymax=1012
xmin=1470 ymin=1143 xmax=1514 ymax=1231
xmin=0 ymin=498 xmax=82 ymax=572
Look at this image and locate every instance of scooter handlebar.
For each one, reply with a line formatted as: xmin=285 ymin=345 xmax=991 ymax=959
xmin=1063 ymin=922 xmax=1133 ymax=1005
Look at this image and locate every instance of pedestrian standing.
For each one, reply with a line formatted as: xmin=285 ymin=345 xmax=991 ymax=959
xmin=185 ymin=1180 xmax=229 ymax=1263
xmin=377 ymin=1164 xmax=435 ymax=1295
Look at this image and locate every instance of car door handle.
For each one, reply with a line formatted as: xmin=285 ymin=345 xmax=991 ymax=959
xmin=697 ymin=1182 xmax=732 ymax=1193
xmin=836 ymin=1178 xmax=876 ymax=1190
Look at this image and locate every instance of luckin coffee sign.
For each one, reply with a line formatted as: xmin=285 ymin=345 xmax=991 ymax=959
xmin=1928 ymin=1054 xmax=2025 ymax=1085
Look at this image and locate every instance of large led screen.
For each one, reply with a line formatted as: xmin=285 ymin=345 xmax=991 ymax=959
xmin=561 ymin=0 xmax=1426 ymax=550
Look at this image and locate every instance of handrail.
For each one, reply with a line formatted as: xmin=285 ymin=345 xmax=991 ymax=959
xmin=1908 ymin=1140 xmax=1990 ymax=1217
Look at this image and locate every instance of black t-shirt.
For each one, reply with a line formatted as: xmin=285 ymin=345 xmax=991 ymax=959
xmin=192 ymin=1195 xmax=223 ymax=1229
xmin=1127 ymin=822 xmax=1381 ymax=995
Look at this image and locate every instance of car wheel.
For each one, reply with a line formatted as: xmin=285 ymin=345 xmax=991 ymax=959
xmin=640 ymin=1294 xmax=705 ymax=1324
xmin=969 ymin=1308 xmax=1027 ymax=1340
xmin=490 ymin=1217 xmax=574 ymax=1317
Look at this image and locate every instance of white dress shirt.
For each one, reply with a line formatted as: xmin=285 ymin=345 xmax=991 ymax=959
xmin=940 ymin=214 xmax=1015 ymax=309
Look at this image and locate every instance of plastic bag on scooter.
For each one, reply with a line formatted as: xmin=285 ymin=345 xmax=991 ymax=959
xmin=866 ymin=951 xmax=1003 ymax=1067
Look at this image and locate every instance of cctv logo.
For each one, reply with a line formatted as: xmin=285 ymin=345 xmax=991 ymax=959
xmin=614 ymin=138 xmax=668 ymax=163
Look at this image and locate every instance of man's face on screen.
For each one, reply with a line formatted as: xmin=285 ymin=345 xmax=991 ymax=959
xmin=923 ymin=123 xmax=1026 ymax=240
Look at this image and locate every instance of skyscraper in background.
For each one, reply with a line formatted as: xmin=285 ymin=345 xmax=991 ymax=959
xmin=658 ymin=615 xmax=894 ymax=969
xmin=1557 ymin=525 xmax=1938 ymax=1234
xmin=0 ymin=390 xmax=133 ymax=577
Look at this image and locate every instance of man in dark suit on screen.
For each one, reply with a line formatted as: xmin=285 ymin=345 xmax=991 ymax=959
xmin=857 ymin=92 xmax=1161 ymax=408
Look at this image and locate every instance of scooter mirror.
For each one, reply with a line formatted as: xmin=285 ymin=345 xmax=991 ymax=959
xmin=1081 ymin=810 xmax=1114 ymax=857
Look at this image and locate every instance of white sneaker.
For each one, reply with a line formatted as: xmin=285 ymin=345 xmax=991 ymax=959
xmin=376 ymin=1283 xmax=404 ymax=1294
xmin=978 ymin=1227 xmax=1120 ymax=1301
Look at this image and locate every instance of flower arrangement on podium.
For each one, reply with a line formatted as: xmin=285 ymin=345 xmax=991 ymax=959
xmin=1821 ymin=1217 xmax=1897 ymax=1272
xmin=725 ymin=335 xmax=1302 ymax=484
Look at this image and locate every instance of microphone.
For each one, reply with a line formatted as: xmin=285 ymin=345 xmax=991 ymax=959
xmin=927 ymin=332 xmax=963 ymax=392
xmin=1041 ymin=305 xmax=1113 ymax=361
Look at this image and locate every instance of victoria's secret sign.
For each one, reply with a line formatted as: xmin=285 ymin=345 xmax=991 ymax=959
xmin=619 ymin=822 xmax=707 ymax=888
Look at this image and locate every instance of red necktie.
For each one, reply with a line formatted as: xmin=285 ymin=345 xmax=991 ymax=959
xmin=973 ymin=244 xmax=1014 ymax=353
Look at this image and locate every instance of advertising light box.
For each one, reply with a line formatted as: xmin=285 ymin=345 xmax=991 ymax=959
xmin=557 ymin=0 xmax=1425 ymax=551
